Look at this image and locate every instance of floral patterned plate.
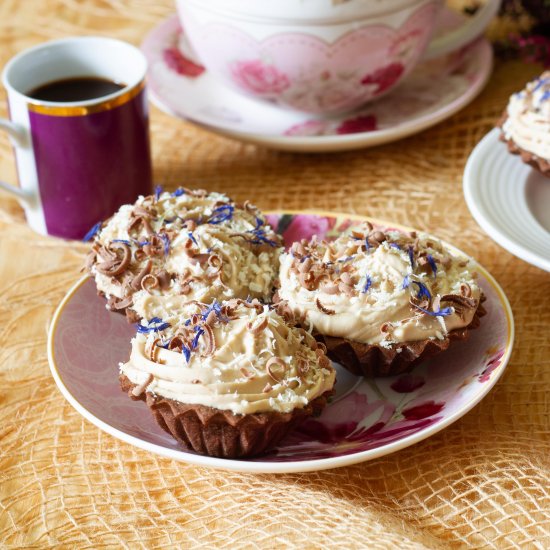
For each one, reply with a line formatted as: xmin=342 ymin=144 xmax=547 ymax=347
xmin=141 ymin=15 xmax=493 ymax=152
xmin=47 ymin=213 xmax=514 ymax=473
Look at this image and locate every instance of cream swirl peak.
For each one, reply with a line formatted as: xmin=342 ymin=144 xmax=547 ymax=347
xmin=277 ymin=222 xmax=481 ymax=347
xmin=120 ymin=299 xmax=336 ymax=415
xmin=502 ymin=71 xmax=550 ymax=162
xmin=86 ymin=187 xmax=282 ymax=321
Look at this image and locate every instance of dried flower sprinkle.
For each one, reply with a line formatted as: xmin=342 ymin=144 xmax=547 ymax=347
xmin=83 ymin=221 xmax=102 ymax=242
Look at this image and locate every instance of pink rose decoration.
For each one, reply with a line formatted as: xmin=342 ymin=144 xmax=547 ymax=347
xmin=230 ymin=60 xmax=290 ymax=97
xmin=390 ymin=374 xmax=425 ymax=393
xmin=402 ymin=400 xmax=445 ymax=420
xmin=284 ymin=120 xmax=328 ymax=137
xmin=163 ymin=47 xmax=205 ymax=78
xmin=479 ymin=349 xmax=504 ymax=382
xmin=361 ymin=62 xmax=405 ymax=94
xmin=336 ymin=114 xmax=377 ymax=135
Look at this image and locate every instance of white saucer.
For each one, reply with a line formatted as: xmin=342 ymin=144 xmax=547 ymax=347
xmin=142 ymin=15 xmax=493 ymax=153
xmin=464 ymin=128 xmax=550 ymax=272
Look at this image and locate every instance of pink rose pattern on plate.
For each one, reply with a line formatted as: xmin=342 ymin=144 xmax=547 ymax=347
xmin=162 ymin=30 xmax=205 ymax=78
xmin=230 ymin=60 xmax=291 ymax=98
xmin=52 ymin=213 xmax=510 ymax=463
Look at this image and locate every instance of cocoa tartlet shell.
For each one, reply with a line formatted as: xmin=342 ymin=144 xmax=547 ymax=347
xmin=120 ymin=374 xmax=332 ymax=458
xmin=314 ymin=299 xmax=486 ymax=378
xmin=499 ymin=112 xmax=550 ymax=177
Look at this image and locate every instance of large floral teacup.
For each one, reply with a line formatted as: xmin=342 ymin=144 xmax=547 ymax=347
xmin=176 ymin=0 xmax=500 ymax=115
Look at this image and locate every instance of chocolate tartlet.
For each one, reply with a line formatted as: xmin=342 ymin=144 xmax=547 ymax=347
xmin=277 ymin=222 xmax=485 ymax=377
xmin=119 ymin=299 xmax=335 ymax=458
xmin=86 ymin=187 xmax=282 ymax=322
xmin=499 ymin=71 xmax=550 ymax=177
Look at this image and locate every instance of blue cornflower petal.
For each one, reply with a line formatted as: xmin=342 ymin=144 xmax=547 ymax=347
xmin=160 ymin=233 xmax=170 ymax=256
xmin=171 ymin=188 xmax=185 ymax=197
xmin=408 ymin=246 xmax=415 ymax=268
xmin=154 ymin=185 xmax=163 ymax=201
xmin=191 ymin=327 xmax=204 ymax=350
xmin=208 ymin=204 xmax=234 ymax=224
xmin=412 ymin=281 xmax=431 ymax=301
xmin=362 ymin=275 xmax=372 ymax=293
xmin=83 ymin=221 xmax=102 ymax=242
xmin=414 ymin=305 xmax=454 ymax=317
xmin=427 ymin=254 xmax=437 ymax=277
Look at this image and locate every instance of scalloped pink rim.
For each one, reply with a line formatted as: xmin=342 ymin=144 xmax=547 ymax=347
xmin=47 ymin=211 xmax=514 ymax=473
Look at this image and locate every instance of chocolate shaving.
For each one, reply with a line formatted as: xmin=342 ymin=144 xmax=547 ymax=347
xmin=205 ymin=310 xmax=217 ymax=326
xmin=183 ymin=219 xmax=197 ymax=231
xmin=441 ymin=293 xmax=477 ymax=309
xmin=188 ymin=253 xmax=210 ymax=265
xmin=143 ymin=235 xmax=164 ymax=257
xmin=134 ymin=248 xmax=147 ymax=262
xmin=156 ymin=270 xmax=172 ymax=290
xmin=141 ymin=274 xmax=159 ymax=293
xmin=315 ymin=297 xmax=335 ymax=315
xmin=298 ymin=257 xmax=312 ymax=273
xmin=168 ymin=335 xmax=185 ymax=351
xmin=266 ymin=357 xmax=287 ymax=382
xmin=95 ymin=243 xmax=131 ymax=276
xmin=298 ymin=271 xmax=316 ymax=290
xmin=246 ymin=316 xmax=268 ymax=335
xmin=240 ymin=367 xmax=255 ymax=379
xmin=107 ymin=295 xmax=133 ymax=311
xmin=146 ymin=338 xmax=162 ymax=362
xmin=131 ymin=374 xmax=153 ymax=397
xmin=315 ymin=341 xmax=327 ymax=354
xmin=320 ymin=282 xmax=339 ymax=295
xmin=207 ymin=254 xmax=222 ymax=273
xmin=201 ymin=324 xmax=216 ymax=356
xmin=130 ymin=260 xmax=152 ymax=291
xmin=460 ymin=283 xmax=472 ymax=298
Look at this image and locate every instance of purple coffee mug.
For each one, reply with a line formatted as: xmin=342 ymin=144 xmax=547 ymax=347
xmin=0 ymin=37 xmax=153 ymax=239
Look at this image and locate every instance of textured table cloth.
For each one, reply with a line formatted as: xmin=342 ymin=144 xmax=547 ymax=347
xmin=1 ymin=1 xmax=549 ymax=548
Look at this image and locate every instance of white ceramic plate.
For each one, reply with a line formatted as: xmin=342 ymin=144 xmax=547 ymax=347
xmin=48 ymin=212 xmax=513 ymax=473
xmin=141 ymin=15 xmax=493 ymax=153
xmin=464 ymin=128 xmax=550 ymax=272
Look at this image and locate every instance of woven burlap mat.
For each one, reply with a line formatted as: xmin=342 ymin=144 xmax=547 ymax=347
xmin=1 ymin=1 xmax=549 ymax=548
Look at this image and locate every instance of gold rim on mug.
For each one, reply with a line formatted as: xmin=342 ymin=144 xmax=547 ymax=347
xmin=26 ymin=78 xmax=146 ymax=116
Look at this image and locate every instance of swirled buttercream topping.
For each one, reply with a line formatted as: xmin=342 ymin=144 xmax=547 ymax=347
xmin=502 ymin=71 xmax=550 ymax=161
xmin=86 ymin=187 xmax=282 ymax=319
xmin=120 ymin=299 xmax=335 ymax=414
xmin=277 ymin=222 xmax=481 ymax=347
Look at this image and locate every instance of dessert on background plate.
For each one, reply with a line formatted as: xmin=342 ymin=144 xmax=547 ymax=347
xmin=499 ymin=71 xmax=550 ymax=177
xmin=119 ymin=298 xmax=335 ymax=458
xmin=277 ymin=221 xmax=485 ymax=377
xmin=85 ymin=187 xmax=282 ymax=322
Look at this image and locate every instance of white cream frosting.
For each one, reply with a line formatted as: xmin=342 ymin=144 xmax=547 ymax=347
xmin=120 ymin=301 xmax=335 ymax=414
xmin=502 ymin=71 xmax=550 ymax=161
xmin=278 ymin=225 xmax=481 ymax=347
xmin=89 ymin=189 xmax=282 ymax=318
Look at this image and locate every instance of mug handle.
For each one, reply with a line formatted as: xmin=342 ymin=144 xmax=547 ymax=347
xmin=0 ymin=119 xmax=34 ymax=203
xmin=423 ymin=0 xmax=501 ymax=59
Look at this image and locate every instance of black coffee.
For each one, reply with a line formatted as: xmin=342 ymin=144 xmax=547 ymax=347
xmin=28 ymin=77 xmax=125 ymax=102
